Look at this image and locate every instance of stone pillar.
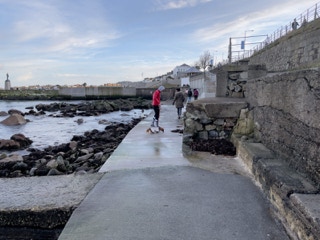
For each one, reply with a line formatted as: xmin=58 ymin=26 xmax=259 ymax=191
xmin=215 ymin=70 xmax=228 ymax=97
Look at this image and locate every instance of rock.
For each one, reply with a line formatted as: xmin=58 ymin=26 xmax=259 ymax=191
xmin=56 ymin=156 xmax=67 ymax=172
xmin=76 ymin=118 xmax=84 ymax=124
xmin=69 ymin=141 xmax=77 ymax=150
xmin=47 ymin=168 xmax=63 ymax=176
xmin=12 ymin=162 xmax=28 ymax=171
xmin=74 ymin=170 xmax=87 ymax=175
xmin=76 ymin=154 xmax=94 ymax=163
xmin=0 ymin=154 xmax=24 ymax=168
xmin=11 ymin=134 xmax=33 ymax=147
xmin=29 ymin=167 xmax=37 ymax=176
xmin=26 ymin=109 xmax=37 ymax=115
xmin=8 ymin=109 xmax=24 ymax=116
xmin=98 ymin=119 xmax=109 ymax=125
xmin=93 ymin=152 xmax=103 ymax=161
xmin=0 ymin=111 xmax=8 ymax=116
xmin=2 ymin=154 xmax=24 ymax=162
xmin=0 ymin=134 xmax=32 ymax=151
xmin=34 ymin=165 xmax=50 ymax=176
xmin=80 ymin=149 xmax=90 ymax=155
xmin=46 ymin=159 xmax=59 ymax=169
xmin=1 ymin=114 xmax=27 ymax=126
xmin=0 ymin=140 xmax=20 ymax=150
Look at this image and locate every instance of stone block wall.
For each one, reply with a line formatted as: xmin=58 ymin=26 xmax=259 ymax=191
xmin=214 ymin=63 xmax=268 ymax=99
xmin=59 ymin=87 xmax=136 ymax=98
xmin=249 ymin=18 xmax=320 ymax=72
xmin=183 ymin=98 xmax=247 ymax=153
xmin=136 ymin=88 xmax=175 ymax=101
xmin=245 ymin=69 xmax=320 ymax=186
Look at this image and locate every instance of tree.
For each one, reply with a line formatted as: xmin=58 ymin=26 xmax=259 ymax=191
xmin=198 ymin=50 xmax=212 ymax=71
xmin=196 ymin=50 xmax=212 ymax=79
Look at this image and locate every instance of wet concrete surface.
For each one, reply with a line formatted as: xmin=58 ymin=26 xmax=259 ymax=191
xmin=58 ymin=104 xmax=290 ymax=240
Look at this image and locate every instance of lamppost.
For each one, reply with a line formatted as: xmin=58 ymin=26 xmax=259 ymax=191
xmin=243 ymin=30 xmax=254 ymax=51
xmin=211 ymin=50 xmax=218 ymax=68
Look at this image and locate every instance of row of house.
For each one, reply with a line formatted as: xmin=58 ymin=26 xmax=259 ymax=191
xmin=140 ymin=63 xmax=216 ymax=98
xmin=126 ymin=63 xmax=200 ymax=88
xmin=3 ymin=64 xmax=216 ymax=98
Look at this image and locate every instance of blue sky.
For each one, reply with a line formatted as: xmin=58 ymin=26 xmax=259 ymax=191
xmin=0 ymin=0 xmax=318 ymax=87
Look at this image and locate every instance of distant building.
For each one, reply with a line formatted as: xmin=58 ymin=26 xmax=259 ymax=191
xmin=179 ymin=67 xmax=201 ymax=87
xmin=172 ymin=63 xmax=191 ymax=77
xmin=4 ymin=73 xmax=11 ymax=90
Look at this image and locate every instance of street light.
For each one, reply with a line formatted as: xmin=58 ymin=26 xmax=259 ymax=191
xmin=211 ymin=50 xmax=218 ymax=67
xmin=243 ymin=30 xmax=254 ymax=51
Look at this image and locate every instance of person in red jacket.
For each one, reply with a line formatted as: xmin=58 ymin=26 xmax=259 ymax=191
xmin=151 ymin=85 xmax=165 ymax=127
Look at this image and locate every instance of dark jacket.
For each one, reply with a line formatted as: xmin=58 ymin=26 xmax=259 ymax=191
xmin=173 ymin=91 xmax=185 ymax=108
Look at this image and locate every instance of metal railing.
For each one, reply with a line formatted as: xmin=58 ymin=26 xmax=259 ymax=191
xmin=231 ymin=1 xmax=320 ymax=63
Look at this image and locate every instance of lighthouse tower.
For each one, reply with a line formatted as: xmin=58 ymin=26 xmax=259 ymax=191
xmin=4 ymin=73 xmax=11 ymax=90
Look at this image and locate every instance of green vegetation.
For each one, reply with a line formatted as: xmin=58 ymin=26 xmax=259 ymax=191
xmin=0 ymin=89 xmax=60 ymax=100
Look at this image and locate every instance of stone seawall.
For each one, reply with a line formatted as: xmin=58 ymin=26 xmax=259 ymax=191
xmin=58 ymin=87 xmax=136 ymax=98
xmin=0 ymin=87 xmax=175 ymax=100
xmin=249 ymin=18 xmax=320 ymax=72
xmin=245 ymin=69 xmax=320 ymax=186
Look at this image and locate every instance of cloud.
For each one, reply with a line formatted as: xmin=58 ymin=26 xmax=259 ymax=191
xmin=192 ymin=0 xmax=318 ymax=45
xmin=154 ymin=0 xmax=212 ymax=10
xmin=6 ymin=0 xmax=121 ymax=56
xmin=18 ymin=72 xmax=34 ymax=83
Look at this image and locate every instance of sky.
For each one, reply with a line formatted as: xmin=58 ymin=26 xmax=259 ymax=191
xmin=0 ymin=0 xmax=318 ymax=87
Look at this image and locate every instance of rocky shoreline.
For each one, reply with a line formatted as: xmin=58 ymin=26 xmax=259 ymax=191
xmin=0 ymin=98 xmax=151 ymax=178
xmin=0 ymin=120 xmax=141 ymax=178
xmin=0 ymin=98 xmax=151 ymax=239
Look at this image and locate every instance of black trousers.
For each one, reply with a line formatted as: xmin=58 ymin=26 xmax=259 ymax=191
xmin=153 ymin=105 xmax=160 ymax=120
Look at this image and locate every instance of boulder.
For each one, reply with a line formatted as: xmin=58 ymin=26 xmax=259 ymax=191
xmin=1 ymin=114 xmax=27 ymax=126
xmin=0 ymin=139 xmax=20 ymax=150
xmin=8 ymin=109 xmax=24 ymax=116
xmin=0 ymin=154 xmax=24 ymax=168
xmin=0 ymin=134 xmax=32 ymax=151
xmin=0 ymin=111 xmax=8 ymax=116
xmin=11 ymin=134 xmax=33 ymax=147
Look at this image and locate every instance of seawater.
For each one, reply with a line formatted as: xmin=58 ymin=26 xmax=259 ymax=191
xmin=0 ymin=100 xmax=151 ymax=154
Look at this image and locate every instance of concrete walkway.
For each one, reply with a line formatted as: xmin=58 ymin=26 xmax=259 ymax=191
xmin=58 ymin=104 xmax=289 ymax=240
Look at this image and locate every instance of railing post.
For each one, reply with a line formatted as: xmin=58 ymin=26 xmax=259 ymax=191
xmin=228 ymin=38 xmax=232 ymax=64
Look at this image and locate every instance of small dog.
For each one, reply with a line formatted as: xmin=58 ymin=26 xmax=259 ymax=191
xmin=146 ymin=127 xmax=165 ymax=134
xmin=146 ymin=128 xmax=154 ymax=134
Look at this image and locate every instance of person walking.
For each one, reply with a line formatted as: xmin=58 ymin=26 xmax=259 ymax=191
xmin=193 ymin=88 xmax=199 ymax=100
xmin=187 ymin=88 xmax=193 ymax=102
xmin=172 ymin=88 xmax=185 ymax=119
xmin=292 ymin=18 xmax=299 ymax=30
xmin=151 ymin=86 xmax=165 ymax=128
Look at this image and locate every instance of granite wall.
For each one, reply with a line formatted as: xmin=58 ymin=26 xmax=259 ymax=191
xmin=249 ymin=18 xmax=320 ymax=72
xmin=245 ymin=69 xmax=320 ymax=186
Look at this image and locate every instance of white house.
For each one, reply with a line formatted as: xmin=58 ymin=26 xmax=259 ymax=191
xmin=172 ymin=64 xmax=190 ymax=77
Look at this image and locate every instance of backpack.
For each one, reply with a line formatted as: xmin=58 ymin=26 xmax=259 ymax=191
xmin=188 ymin=89 xmax=192 ymax=97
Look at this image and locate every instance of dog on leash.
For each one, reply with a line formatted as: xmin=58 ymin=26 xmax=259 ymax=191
xmin=146 ymin=127 xmax=164 ymax=134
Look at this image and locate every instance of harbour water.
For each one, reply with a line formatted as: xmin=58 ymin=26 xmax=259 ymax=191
xmin=0 ymin=100 xmax=151 ymax=154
